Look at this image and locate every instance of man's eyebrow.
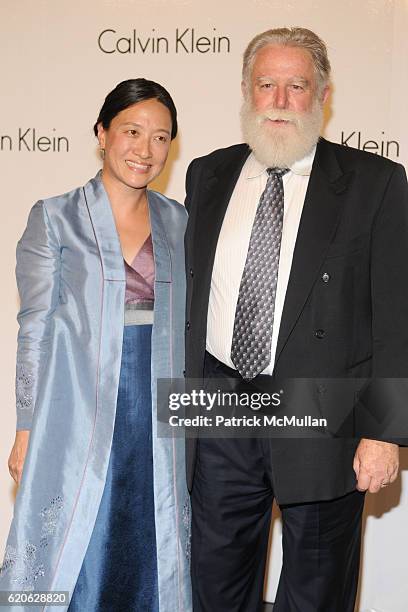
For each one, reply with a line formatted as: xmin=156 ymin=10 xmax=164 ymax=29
xmin=256 ymin=76 xmax=310 ymax=84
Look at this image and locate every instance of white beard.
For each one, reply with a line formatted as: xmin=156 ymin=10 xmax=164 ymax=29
xmin=240 ymin=98 xmax=323 ymax=169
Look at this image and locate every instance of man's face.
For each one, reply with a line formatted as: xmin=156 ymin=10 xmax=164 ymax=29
xmin=249 ymin=44 xmax=320 ymax=117
xmin=241 ymin=44 xmax=329 ymax=168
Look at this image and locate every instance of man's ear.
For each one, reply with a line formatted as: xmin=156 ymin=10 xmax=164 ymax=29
xmin=241 ymin=80 xmax=249 ymax=101
xmin=321 ymin=84 xmax=330 ymax=105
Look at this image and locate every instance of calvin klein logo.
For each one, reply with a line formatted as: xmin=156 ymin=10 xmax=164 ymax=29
xmin=98 ymin=28 xmax=231 ymax=54
xmin=0 ymin=128 xmax=69 ymax=153
xmin=341 ymin=131 xmax=400 ymax=158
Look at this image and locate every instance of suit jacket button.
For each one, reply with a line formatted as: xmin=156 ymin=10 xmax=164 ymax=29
xmin=186 ymin=321 xmax=191 ymax=330
xmin=314 ymin=329 xmax=325 ymax=339
xmin=322 ymin=272 xmax=330 ymax=283
xmin=189 ymin=268 xmax=194 ymax=277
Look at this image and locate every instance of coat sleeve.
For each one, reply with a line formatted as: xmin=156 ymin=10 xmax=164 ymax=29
xmin=15 ymin=201 xmax=61 ymax=430
xmin=357 ymin=163 xmax=408 ymax=443
xmin=371 ymin=162 xmax=408 ymax=377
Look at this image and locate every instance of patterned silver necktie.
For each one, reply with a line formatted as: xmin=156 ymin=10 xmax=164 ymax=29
xmin=231 ymin=167 xmax=289 ymax=380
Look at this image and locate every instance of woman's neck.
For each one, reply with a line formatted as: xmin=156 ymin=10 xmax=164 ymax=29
xmin=101 ymin=172 xmax=148 ymax=219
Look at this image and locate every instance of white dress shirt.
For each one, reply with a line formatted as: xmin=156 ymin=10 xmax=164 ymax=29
xmin=206 ymin=146 xmax=316 ymax=374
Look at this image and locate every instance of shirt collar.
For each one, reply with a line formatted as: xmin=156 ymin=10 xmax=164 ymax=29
xmin=244 ymin=145 xmax=316 ymax=179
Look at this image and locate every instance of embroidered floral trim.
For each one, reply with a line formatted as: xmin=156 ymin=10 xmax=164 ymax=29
xmin=0 ymin=544 xmax=17 ymax=575
xmin=0 ymin=543 xmax=44 ymax=591
xmin=40 ymin=496 xmax=63 ymax=539
xmin=182 ymin=497 xmax=191 ymax=561
xmin=16 ymin=363 xmax=34 ymax=411
xmin=0 ymin=496 xmax=63 ymax=590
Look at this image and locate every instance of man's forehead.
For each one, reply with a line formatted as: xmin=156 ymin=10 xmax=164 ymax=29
xmin=251 ymin=45 xmax=316 ymax=83
xmin=253 ymin=44 xmax=314 ymax=67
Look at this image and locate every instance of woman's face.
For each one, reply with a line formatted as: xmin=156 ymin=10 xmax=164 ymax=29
xmin=98 ymin=98 xmax=172 ymax=193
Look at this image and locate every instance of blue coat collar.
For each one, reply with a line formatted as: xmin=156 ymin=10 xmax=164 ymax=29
xmin=82 ymin=173 xmax=171 ymax=283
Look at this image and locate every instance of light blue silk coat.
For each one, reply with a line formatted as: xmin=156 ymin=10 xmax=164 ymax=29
xmin=0 ymin=174 xmax=192 ymax=612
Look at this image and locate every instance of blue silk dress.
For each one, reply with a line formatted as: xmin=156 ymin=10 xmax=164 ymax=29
xmin=68 ymin=235 xmax=159 ymax=611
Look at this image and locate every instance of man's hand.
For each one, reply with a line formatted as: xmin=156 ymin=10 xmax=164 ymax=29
xmin=8 ymin=430 xmax=30 ymax=485
xmin=353 ymin=438 xmax=399 ymax=493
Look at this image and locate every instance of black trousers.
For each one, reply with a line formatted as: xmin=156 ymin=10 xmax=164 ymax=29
xmin=191 ymin=353 xmax=365 ymax=612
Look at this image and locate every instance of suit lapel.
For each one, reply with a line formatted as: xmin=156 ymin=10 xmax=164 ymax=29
xmin=275 ymin=139 xmax=355 ymax=365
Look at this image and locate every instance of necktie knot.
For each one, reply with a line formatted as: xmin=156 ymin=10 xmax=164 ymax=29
xmin=267 ymin=167 xmax=289 ymax=178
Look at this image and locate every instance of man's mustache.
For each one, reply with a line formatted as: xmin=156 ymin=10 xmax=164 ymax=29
xmin=255 ymin=108 xmax=301 ymax=127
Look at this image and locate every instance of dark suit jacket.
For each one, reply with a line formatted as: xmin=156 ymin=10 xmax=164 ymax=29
xmin=184 ymin=138 xmax=408 ymax=503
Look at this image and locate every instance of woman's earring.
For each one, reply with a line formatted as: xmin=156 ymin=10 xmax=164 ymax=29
xmin=100 ymin=148 xmax=105 ymax=160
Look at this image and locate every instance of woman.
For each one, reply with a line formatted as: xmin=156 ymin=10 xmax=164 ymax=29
xmin=0 ymin=79 xmax=191 ymax=611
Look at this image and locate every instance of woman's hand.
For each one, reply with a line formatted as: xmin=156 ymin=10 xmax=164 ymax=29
xmin=8 ymin=430 xmax=30 ymax=485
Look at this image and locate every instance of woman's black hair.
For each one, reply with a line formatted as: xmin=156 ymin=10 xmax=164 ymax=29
xmin=94 ymin=78 xmax=178 ymax=139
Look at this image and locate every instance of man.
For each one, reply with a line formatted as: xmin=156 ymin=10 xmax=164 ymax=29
xmin=184 ymin=27 xmax=408 ymax=612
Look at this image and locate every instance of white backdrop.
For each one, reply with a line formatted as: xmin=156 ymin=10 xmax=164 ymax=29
xmin=1 ymin=1 xmax=407 ymax=610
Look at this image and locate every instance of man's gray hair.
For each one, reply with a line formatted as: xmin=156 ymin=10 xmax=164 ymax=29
xmin=242 ymin=27 xmax=331 ymax=90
